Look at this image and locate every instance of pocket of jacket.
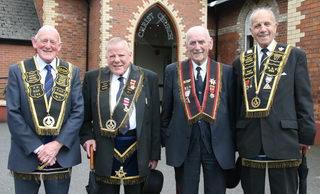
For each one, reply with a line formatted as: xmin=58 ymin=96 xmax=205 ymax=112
xmin=280 ymin=120 xmax=298 ymax=130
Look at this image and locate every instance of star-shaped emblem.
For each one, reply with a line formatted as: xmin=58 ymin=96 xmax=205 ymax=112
xmin=115 ymin=166 xmax=127 ymax=178
xmin=278 ymin=47 xmax=284 ymax=51
xmin=210 ymin=78 xmax=216 ymax=85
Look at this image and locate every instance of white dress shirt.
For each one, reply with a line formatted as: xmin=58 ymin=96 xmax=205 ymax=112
xmin=192 ymin=58 xmax=208 ymax=82
xmin=110 ymin=68 xmax=137 ymax=130
xmin=257 ymin=39 xmax=276 ymax=70
xmin=36 ymin=55 xmax=57 ymax=84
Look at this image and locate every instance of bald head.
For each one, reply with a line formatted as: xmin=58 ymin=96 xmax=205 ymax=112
xmin=35 ymin=25 xmax=61 ymax=43
xmin=186 ymin=26 xmax=211 ymax=45
xmin=185 ymin=26 xmax=213 ymax=65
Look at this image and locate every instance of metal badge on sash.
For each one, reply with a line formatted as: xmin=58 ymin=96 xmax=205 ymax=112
xmin=251 ymin=96 xmax=261 ymax=108
xmin=106 ymin=119 xmax=117 ymax=130
xmin=263 ymin=76 xmax=273 ymax=90
xmin=185 ymin=89 xmax=191 ymax=103
xmin=43 ymin=115 xmax=55 ymax=127
xmin=209 ymin=78 xmax=216 ymax=98
xmin=123 ymin=98 xmax=130 ymax=112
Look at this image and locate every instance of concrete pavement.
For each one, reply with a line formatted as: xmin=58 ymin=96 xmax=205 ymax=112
xmin=1 ymin=122 xmax=319 ymax=193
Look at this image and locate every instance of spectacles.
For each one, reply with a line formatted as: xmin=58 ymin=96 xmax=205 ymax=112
xmin=38 ymin=38 xmax=60 ymax=46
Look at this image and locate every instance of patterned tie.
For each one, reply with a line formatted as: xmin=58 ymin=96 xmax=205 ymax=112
xmin=116 ymin=76 xmax=124 ymax=101
xmin=260 ymin=48 xmax=268 ymax=73
xmin=45 ymin=65 xmax=53 ymax=99
xmin=116 ymin=76 xmax=130 ymax=135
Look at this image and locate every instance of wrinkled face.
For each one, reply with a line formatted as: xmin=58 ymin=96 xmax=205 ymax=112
xmin=250 ymin=10 xmax=277 ymax=48
xmin=107 ymin=41 xmax=132 ymax=76
xmin=186 ymin=28 xmax=213 ymax=65
xmin=32 ymin=29 xmax=61 ymax=63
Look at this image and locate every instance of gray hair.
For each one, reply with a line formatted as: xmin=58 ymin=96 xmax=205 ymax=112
xmin=185 ymin=26 xmax=211 ymax=44
xmin=34 ymin=25 xmax=61 ymax=43
xmin=249 ymin=7 xmax=276 ymax=28
xmin=106 ymin=37 xmax=131 ymax=55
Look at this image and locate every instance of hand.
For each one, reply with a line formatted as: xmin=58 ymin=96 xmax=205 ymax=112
xmin=300 ymin=144 xmax=311 ymax=150
xmin=300 ymin=144 xmax=311 ymax=155
xmin=83 ymin=139 xmax=96 ymax=158
xmin=37 ymin=140 xmax=63 ymax=166
xmin=149 ymin=160 xmax=158 ymax=169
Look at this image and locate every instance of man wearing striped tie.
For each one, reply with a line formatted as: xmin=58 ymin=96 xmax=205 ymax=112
xmin=6 ymin=25 xmax=84 ymax=194
xmin=80 ymin=37 xmax=161 ymax=194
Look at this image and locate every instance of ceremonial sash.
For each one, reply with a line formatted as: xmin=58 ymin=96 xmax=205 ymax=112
xmin=97 ymin=65 xmax=144 ymax=137
xmin=19 ymin=56 xmax=73 ymax=135
xmin=240 ymin=43 xmax=292 ymax=118
xmin=177 ymin=59 xmax=222 ymax=124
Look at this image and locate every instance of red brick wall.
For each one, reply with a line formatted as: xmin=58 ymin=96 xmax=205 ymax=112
xmin=297 ymin=0 xmax=320 ymax=121
xmin=87 ymin=0 xmax=101 ymax=70
xmin=53 ymin=0 xmax=88 ymax=78
xmin=34 ymin=0 xmax=44 ymax=25
xmin=216 ymin=33 xmax=240 ymax=65
xmin=297 ymin=0 xmax=320 ymax=144
xmin=0 ymin=44 xmax=35 ymax=99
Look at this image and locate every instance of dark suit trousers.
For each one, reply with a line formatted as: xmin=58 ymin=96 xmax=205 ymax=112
xmin=97 ymin=182 xmax=142 ymax=194
xmin=14 ymin=177 xmax=70 ymax=194
xmin=174 ymin=124 xmax=225 ymax=194
xmin=241 ymin=166 xmax=298 ymax=194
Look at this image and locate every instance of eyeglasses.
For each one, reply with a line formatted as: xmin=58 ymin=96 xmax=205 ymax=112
xmin=37 ymin=38 xmax=60 ymax=46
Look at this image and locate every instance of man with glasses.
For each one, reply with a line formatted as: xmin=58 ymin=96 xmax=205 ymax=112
xmin=6 ymin=25 xmax=84 ymax=194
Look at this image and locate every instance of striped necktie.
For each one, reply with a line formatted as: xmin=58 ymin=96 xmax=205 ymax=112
xmin=116 ymin=76 xmax=130 ymax=135
xmin=260 ymin=48 xmax=268 ymax=73
xmin=45 ymin=65 xmax=53 ymax=99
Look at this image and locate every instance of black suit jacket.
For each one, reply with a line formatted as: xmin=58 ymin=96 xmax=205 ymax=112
xmin=80 ymin=65 xmax=161 ymax=177
xmin=161 ymin=59 xmax=235 ymax=170
xmin=233 ymin=44 xmax=316 ymax=159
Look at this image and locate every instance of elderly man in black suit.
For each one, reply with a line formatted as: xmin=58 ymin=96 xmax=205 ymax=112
xmin=6 ymin=25 xmax=84 ymax=194
xmin=161 ymin=26 xmax=235 ymax=194
xmin=233 ymin=7 xmax=316 ymax=194
xmin=80 ymin=37 xmax=161 ymax=194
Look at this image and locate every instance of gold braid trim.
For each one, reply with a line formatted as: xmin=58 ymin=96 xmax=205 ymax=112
xmin=245 ymin=110 xmax=270 ymax=118
xmin=96 ymin=175 xmax=146 ymax=185
xmin=11 ymin=169 xmax=72 ymax=181
xmin=241 ymin=158 xmax=302 ymax=168
xmin=98 ymin=69 xmax=144 ymax=138
xmin=113 ymin=141 xmax=138 ymax=163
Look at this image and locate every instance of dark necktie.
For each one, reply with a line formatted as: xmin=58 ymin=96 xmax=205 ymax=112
xmin=45 ymin=65 xmax=53 ymax=99
xmin=116 ymin=76 xmax=130 ymax=135
xmin=116 ymin=76 xmax=124 ymax=101
xmin=196 ymin=67 xmax=204 ymax=103
xmin=260 ymin=48 xmax=268 ymax=73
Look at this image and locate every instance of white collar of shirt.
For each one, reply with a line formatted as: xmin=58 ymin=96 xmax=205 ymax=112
xmin=36 ymin=55 xmax=57 ymax=72
xmin=36 ymin=55 xmax=57 ymax=84
xmin=110 ymin=66 xmax=136 ymax=129
xmin=192 ymin=59 xmax=207 ymax=82
xmin=257 ymin=39 xmax=276 ymax=68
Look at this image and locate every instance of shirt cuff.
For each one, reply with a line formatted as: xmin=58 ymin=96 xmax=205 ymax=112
xmin=34 ymin=145 xmax=44 ymax=154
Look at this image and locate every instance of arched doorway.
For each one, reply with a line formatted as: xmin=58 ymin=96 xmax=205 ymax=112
xmin=134 ymin=5 xmax=177 ymax=100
